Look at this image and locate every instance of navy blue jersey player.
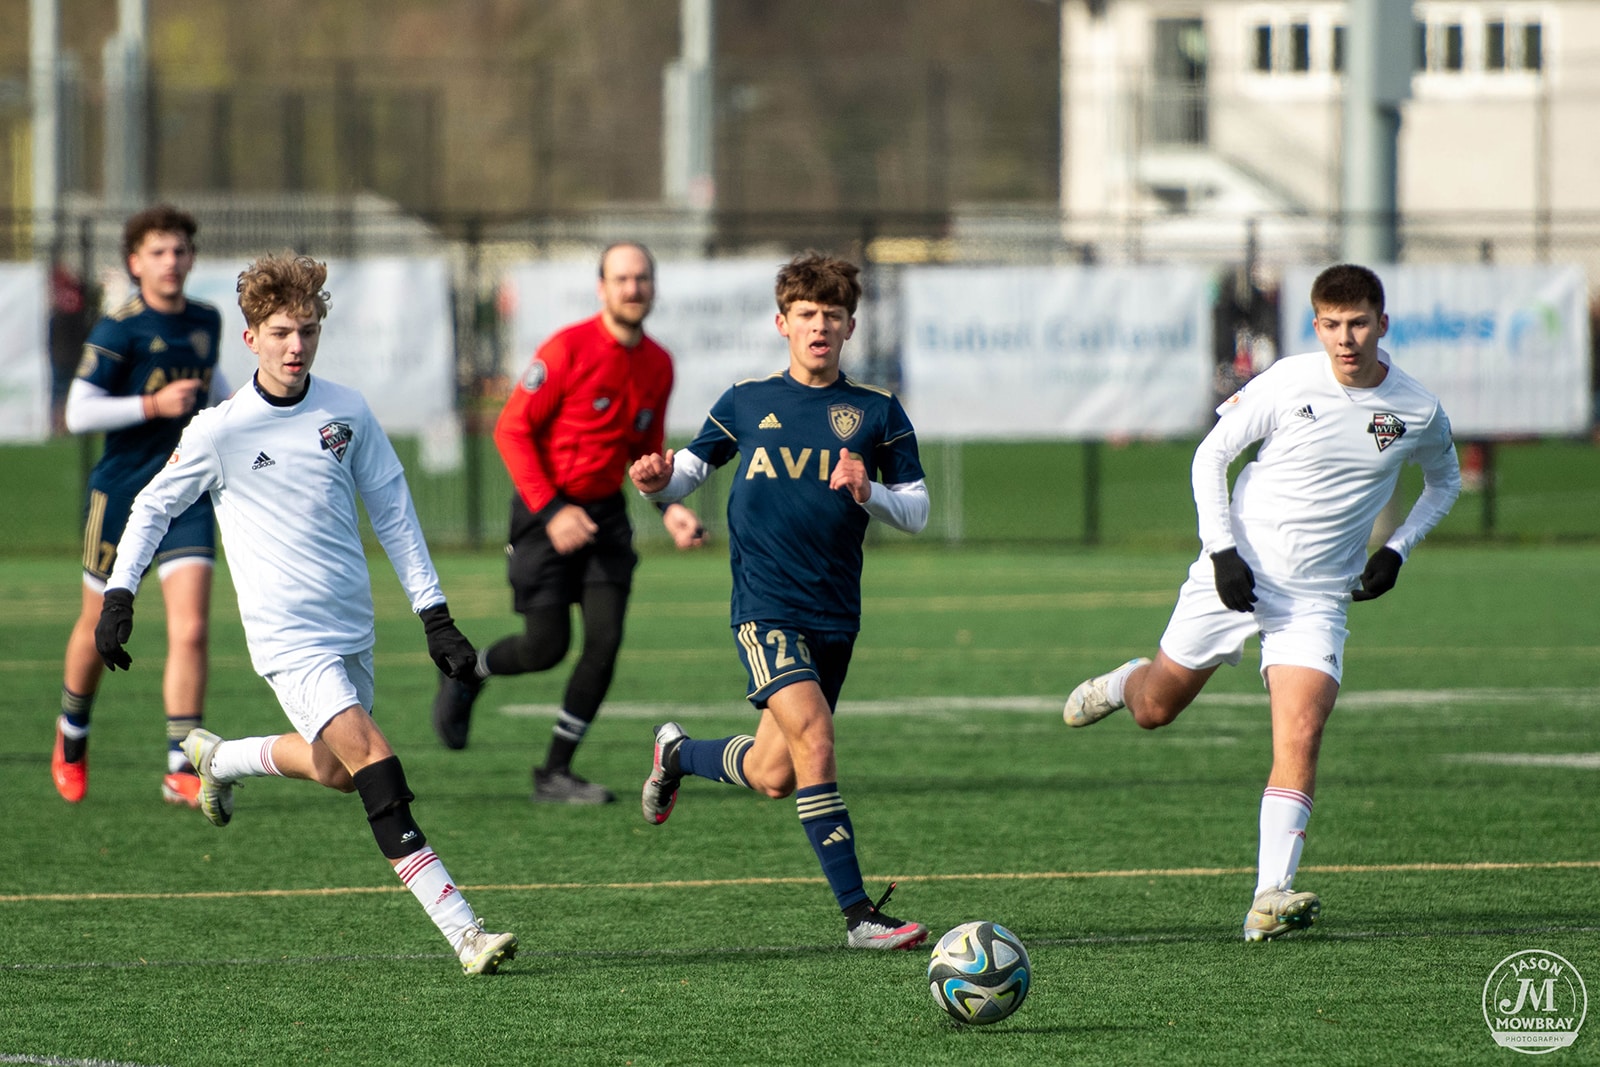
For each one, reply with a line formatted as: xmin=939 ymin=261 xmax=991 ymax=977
xmin=53 ymin=205 xmax=227 ymax=808
xmin=631 ymin=252 xmax=931 ymax=950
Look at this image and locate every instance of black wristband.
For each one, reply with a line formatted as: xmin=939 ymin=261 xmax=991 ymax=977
xmin=654 ymin=500 xmax=673 ymax=514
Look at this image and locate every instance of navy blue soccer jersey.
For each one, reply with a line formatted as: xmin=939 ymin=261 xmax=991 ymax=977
xmin=77 ymin=295 xmax=224 ymax=495
xmin=687 ymin=370 xmax=923 ymax=632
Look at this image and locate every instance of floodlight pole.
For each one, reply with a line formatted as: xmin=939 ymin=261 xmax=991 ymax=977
xmin=663 ymin=0 xmax=715 ymax=213
xmin=1340 ymin=0 xmax=1412 ymax=264
xmin=103 ymin=0 xmax=149 ymax=215
xmin=29 ymin=0 xmax=60 ymax=257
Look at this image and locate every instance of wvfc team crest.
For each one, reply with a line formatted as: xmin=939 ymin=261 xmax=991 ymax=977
xmin=828 ymin=404 xmax=863 ymax=441
xmin=319 ymin=421 xmax=354 ymax=462
xmin=1368 ymin=412 xmax=1407 ymax=452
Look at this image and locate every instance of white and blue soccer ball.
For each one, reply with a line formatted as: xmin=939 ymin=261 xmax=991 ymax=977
xmin=927 ymin=921 xmax=1031 ymax=1025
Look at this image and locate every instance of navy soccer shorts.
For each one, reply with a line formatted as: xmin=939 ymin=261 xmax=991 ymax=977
xmin=81 ymin=487 xmax=215 ymax=583
xmin=734 ymin=621 xmax=857 ymax=711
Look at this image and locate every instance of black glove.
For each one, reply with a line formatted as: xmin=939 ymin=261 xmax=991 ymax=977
xmin=1351 ymin=547 xmax=1403 ymax=601
xmin=420 ymin=603 xmax=477 ymax=680
xmin=1210 ymin=547 xmax=1257 ymax=612
xmin=96 ymin=588 xmax=136 ymax=671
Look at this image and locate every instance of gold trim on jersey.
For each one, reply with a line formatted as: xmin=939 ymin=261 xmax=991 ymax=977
xmin=733 ymin=372 xmax=786 ymax=387
xmin=881 ymin=428 xmax=915 ymax=447
xmin=108 ymin=296 xmax=147 ymax=322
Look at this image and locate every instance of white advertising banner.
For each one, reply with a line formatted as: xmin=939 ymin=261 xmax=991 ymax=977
xmin=503 ymin=259 xmax=839 ymax=436
xmin=900 ymin=266 xmax=1215 ymax=439
xmin=184 ymin=257 xmax=455 ymax=435
xmin=1280 ymin=264 xmax=1592 ymax=436
xmin=0 ymin=264 xmax=51 ymax=442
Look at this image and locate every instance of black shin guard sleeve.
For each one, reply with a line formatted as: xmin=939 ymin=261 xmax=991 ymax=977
xmin=353 ymin=756 xmax=427 ymax=859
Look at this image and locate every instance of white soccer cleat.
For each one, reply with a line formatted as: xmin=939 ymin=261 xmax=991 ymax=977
xmin=845 ymin=883 xmax=928 ymax=950
xmin=458 ymin=922 xmax=518 ymax=976
xmin=1242 ymin=887 xmax=1321 ymax=942
xmin=180 ymin=728 xmax=234 ymax=827
xmin=641 ymin=721 xmax=686 ymax=825
xmin=1063 ymin=657 xmax=1150 ymax=727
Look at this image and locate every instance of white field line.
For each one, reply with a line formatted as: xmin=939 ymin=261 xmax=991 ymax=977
xmin=1445 ymin=752 xmax=1600 ymax=769
xmin=4 ymin=859 xmax=1598 ymax=906
xmin=0 ymin=1056 xmax=172 ymax=1067
xmin=6 ymin=924 xmax=1600 ymax=975
xmin=497 ymin=686 xmax=1599 ymax=720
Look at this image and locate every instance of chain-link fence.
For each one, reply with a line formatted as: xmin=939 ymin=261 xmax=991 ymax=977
xmin=5 ymin=202 xmax=1597 ymax=551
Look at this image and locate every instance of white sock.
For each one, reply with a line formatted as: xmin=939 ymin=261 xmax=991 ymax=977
xmin=208 ymin=737 xmax=284 ymax=783
xmin=1255 ymin=787 xmax=1313 ymax=896
xmin=1104 ymin=659 xmax=1142 ymax=706
xmin=395 ymin=847 xmax=479 ymax=953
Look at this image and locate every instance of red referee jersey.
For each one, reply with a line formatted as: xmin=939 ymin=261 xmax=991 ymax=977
xmin=495 ymin=314 xmax=675 ymax=513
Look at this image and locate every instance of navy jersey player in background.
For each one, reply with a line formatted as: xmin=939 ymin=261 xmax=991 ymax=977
xmin=52 ymin=205 xmax=228 ymax=808
xmin=630 ymin=251 xmax=932 ymax=950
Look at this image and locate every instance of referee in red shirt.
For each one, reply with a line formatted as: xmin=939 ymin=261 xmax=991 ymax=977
xmin=433 ymin=242 xmax=705 ymax=803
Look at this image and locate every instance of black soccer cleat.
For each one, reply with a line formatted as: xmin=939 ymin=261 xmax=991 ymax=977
xmin=432 ymin=671 xmax=483 ymax=750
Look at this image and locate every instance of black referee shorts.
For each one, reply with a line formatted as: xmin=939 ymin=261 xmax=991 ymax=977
xmin=506 ymin=491 xmax=638 ymax=614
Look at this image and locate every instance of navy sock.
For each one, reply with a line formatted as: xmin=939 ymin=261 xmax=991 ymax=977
xmin=678 ymin=734 xmax=755 ymax=787
xmin=59 ymin=688 xmax=94 ymax=763
xmin=797 ymin=782 xmax=868 ymax=911
xmin=166 ymin=715 xmax=202 ymax=773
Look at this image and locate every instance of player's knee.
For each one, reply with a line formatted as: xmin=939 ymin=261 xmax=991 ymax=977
xmin=1131 ymin=700 xmax=1183 ymax=729
xmin=165 ymin=615 xmax=209 ymax=656
xmin=352 ymin=755 xmax=426 ymax=858
xmin=317 ymin=766 xmax=357 ymax=792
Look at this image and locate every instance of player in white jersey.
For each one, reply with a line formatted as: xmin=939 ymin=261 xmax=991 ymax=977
xmin=94 ymin=252 xmax=517 ymax=976
xmin=1061 ymin=264 xmax=1461 ymax=941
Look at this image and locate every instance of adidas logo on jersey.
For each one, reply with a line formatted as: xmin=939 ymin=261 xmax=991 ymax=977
xmin=821 ymin=826 xmax=852 ymax=847
xmin=759 ymin=413 xmax=783 ymax=429
xmin=251 ymin=452 xmax=275 ymax=470
xmin=1293 ymin=404 xmax=1316 ymax=420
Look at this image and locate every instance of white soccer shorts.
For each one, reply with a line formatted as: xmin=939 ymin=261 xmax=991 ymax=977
xmin=1159 ymin=555 xmax=1351 ymax=685
xmin=263 ymin=649 xmax=377 ymax=742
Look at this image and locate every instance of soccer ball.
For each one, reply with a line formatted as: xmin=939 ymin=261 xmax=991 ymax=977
xmin=927 ymin=921 xmax=1031 ymax=1025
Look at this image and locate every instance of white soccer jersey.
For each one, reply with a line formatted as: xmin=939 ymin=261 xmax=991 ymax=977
xmin=1194 ymin=349 xmax=1461 ymax=590
xmin=108 ymin=376 xmax=445 ymax=674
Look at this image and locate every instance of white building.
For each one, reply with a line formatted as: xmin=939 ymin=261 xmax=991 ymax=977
xmin=1059 ymin=1 xmax=1600 ymax=265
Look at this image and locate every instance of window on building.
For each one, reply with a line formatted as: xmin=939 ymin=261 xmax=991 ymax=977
xmin=1252 ymin=25 xmax=1272 ymax=72
xmin=1442 ymin=23 xmax=1465 ymax=70
xmin=1414 ymin=10 xmax=1544 ymax=79
xmin=1289 ymin=22 xmax=1311 ymax=71
xmin=1246 ymin=16 xmax=1333 ymax=77
xmin=1521 ymin=22 xmax=1542 ymax=70
xmin=1332 ymin=25 xmax=1346 ymax=73
xmin=1485 ymin=20 xmax=1506 ymax=70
